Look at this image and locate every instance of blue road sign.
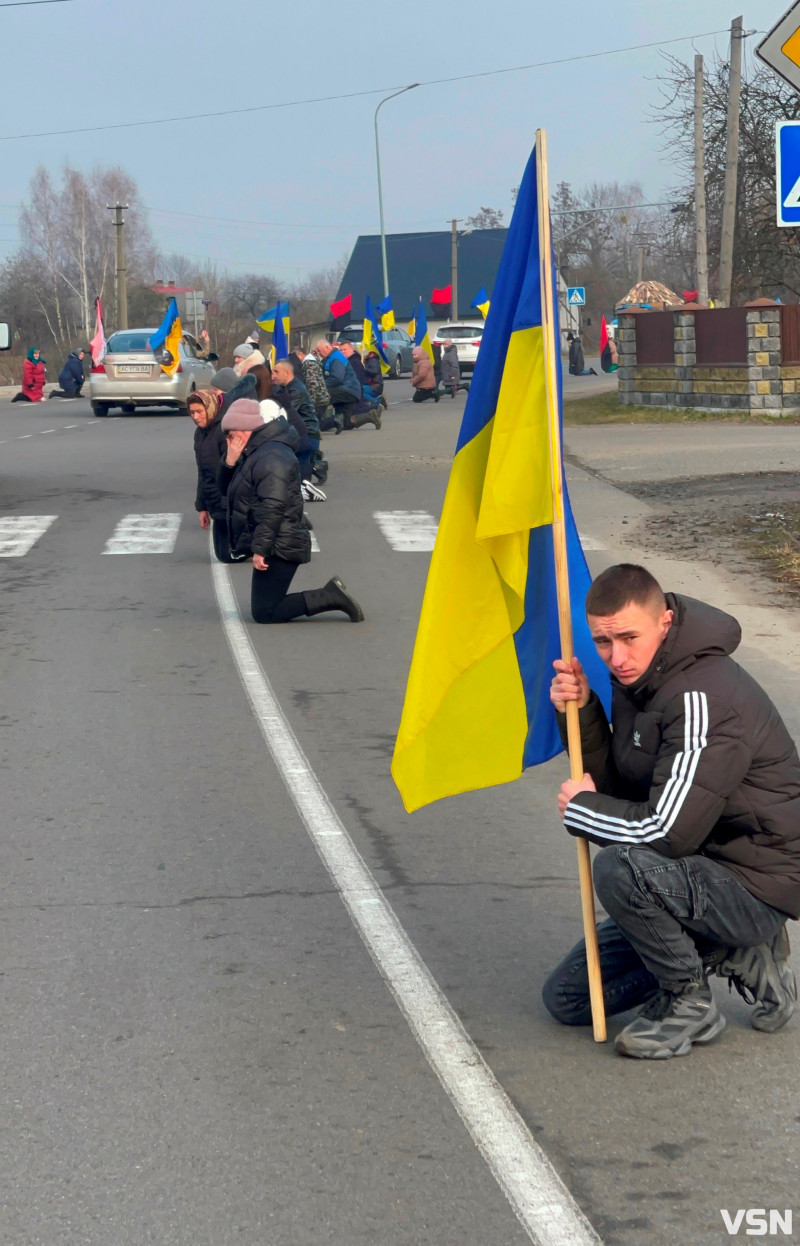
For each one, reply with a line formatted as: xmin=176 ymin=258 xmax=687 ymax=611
xmin=567 ymin=286 xmax=586 ymax=306
xmin=776 ymin=120 xmax=800 ymax=226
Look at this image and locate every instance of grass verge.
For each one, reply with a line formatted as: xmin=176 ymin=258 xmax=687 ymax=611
xmin=729 ymin=504 xmax=800 ymax=599
xmin=563 ymin=390 xmax=800 ymax=426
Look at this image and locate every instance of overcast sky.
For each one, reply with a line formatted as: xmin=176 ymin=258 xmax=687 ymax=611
xmin=0 ymin=0 xmax=786 ymax=282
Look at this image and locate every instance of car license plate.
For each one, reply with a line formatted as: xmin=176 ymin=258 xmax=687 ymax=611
xmin=117 ymin=364 xmax=151 ymax=374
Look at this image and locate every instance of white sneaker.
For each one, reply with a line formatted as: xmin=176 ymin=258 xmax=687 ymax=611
xmin=301 ymin=480 xmax=327 ymax=503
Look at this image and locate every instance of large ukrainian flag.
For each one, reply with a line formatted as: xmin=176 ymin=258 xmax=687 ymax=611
xmin=392 ymin=143 xmax=609 ymax=813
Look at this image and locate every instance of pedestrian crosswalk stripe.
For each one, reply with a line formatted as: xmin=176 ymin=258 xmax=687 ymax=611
xmin=310 ymin=532 xmax=320 ymax=554
xmin=102 ymin=513 xmax=182 ymax=555
xmin=0 ymin=515 xmax=57 ymax=557
xmin=374 ymin=510 xmax=439 ymax=552
xmin=578 ymin=534 xmax=606 ymax=551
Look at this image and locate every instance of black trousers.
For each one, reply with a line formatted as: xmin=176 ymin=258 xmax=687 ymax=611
xmin=212 ymin=517 xmax=236 ymax=563
xmin=412 ymin=388 xmax=438 ymax=403
xmin=250 ymin=558 xmax=309 ymax=624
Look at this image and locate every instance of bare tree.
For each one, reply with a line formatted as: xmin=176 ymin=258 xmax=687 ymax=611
xmin=11 ymin=163 xmax=158 ymax=350
xmin=653 ymin=52 xmax=800 ymax=301
xmin=465 ymin=206 xmax=504 ymax=229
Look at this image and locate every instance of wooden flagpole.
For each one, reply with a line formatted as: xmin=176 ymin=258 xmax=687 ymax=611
xmin=535 ymin=128 xmax=607 ymax=1043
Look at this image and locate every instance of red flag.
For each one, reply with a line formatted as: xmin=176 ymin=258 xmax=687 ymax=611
xmin=329 ymin=294 xmax=352 ymax=320
xmin=599 ymin=315 xmax=608 ymax=354
xmin=90 ymin=297 xmax=106 ymax=366
xmin=683 ymin=289 xmax=699 ymax=304
xmin=431 ymin=285 xmax=452 ymax=305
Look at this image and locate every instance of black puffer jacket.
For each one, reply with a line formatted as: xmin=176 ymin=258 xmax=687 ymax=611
xmin=193 ymin=400 xmax=226 ymax=519
xmin=220 ymin=371 xmax=257 ymax=415
xmin=218 ymin=419 xmax=311 ymax=563
xmin=560 ymin=594 xmax=800 ymax=917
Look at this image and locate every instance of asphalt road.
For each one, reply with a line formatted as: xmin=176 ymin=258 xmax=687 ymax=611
xmin=1 ymin=386 xmax=798 ymax=1246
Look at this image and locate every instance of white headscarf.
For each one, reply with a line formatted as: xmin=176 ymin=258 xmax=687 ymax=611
xmin=259 ymin=398 xmax=283 ymax=424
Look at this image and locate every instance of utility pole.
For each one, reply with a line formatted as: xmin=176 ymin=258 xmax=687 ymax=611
xmin=637 ymin=245 xmax=644 ymax=284
xmin=718 ymin=16 xmax=743 ymax=307
xmin=107 ymin=203 xmax=129 ymax=329
xmin=451 ymin=218 xmax=459 ymax=321
xmin=694 ymin=54 xmax=709 ymax=306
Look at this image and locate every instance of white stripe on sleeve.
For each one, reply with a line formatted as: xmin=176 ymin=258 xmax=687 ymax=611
xmin=564 ymin=691 xmax=709 ymax=844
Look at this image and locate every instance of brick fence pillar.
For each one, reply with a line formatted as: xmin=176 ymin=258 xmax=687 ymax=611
xmin=616 ymin=313 xmax=637 ymax=405
xmin=673 ymin=311 xmax=696 ymax=407
xmin=747 ymin=307 xmax=782 ymax=413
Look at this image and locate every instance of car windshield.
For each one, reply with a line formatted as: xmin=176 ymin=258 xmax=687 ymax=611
xmin=338 ymin=328 xmax=363 ymax=343
xmin=442 ymin=326 xmax=483 ymax=340
xmin=107 ymin=331 xmax=153 ymax=353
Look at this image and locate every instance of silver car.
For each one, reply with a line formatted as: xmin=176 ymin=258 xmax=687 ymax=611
xmin=89 ymin=328 xmax=216 ymax=416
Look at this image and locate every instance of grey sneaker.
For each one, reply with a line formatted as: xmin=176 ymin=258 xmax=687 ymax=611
xmin=716 ymin=926 xmax=796 ymax=1033
xmin=615 ymin=980 xmax=726 ymax=1059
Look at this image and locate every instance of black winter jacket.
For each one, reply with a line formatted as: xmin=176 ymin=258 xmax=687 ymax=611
xmin=193 ymin=400 xmax=226 ymax=518
xmin=274 ymin=377 xmax=320 ymax=438
xmin=560 ymin=595 xmax=800 ymax=916
xmin=218 ymin=419 xmax=311 ymax=563
xmin=220 ymin=371 xmax=257 ymax=414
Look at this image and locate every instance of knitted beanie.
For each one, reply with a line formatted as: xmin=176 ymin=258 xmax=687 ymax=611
xmin=221 ymin=398 xmax=263 ymax=431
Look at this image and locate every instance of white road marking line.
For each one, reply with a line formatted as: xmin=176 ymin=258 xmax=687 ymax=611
xmin=63 ymin=425 xmax=78 ymax=429
xmin=0 ymin=515 xmax=57 ymax=557
xmin=210 ymin=543 xmax=601 ymax=1246
xmin=39 ymin=429 xmax=55 ymax=434
xmin=373 ymin=513 xmax=606 ymax=557
xmin=310 ymin=532 xmax=320 ymax=554
xmin=17 ymin=434 xmax=32 ymax=439
xmin=103 ymin=513 xmax=182 ymax=555
xmin=374 ymin=510 xmax=439 ymax=552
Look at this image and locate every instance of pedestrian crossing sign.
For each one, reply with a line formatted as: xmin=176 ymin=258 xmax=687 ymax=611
xmin=776 ymin=119 xmax=800 ymax=225
xmin=567 ymin=287 xmax=586 ymax=306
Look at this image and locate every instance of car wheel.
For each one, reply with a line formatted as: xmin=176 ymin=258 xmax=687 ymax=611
xmin=121 ymin=403 xmax=136 ymax=415
xmin=392 ymin=354 xmax=402 ymax=379
xmin=91 ymin=402 xmax=109 ymax=417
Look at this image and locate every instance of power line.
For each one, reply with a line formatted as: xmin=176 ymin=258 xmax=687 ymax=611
xmin=0 ymin=1 xmax=75 ymax=6
xmin=0 ymin=28 xmax=733 ymax=142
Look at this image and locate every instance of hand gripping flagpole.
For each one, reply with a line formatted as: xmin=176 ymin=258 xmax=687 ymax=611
xmin=535 ymin=129 xmax=607 ymax=1043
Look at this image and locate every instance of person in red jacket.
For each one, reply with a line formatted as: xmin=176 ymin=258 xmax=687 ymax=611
xmin=12 ymin=348 xmax=47 ymax=402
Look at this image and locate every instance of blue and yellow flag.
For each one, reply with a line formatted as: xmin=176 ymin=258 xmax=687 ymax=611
xmin=257 ymin=301 xmax=290 ymax=337
xmin=150 ymin=297 xmax=182 ymax=376
xmin=413 ymin=299 xmax=434 ymax=364
xmin=272 ymin=300 xmax=290 ymax=360
xmin=471 ymin=286 xmax=491 ymax=319
xmin=364 ymin=297 xmax=390 ymax=374
xmin=376 ymin=294 xmax=395 ymax=331
xmin=391 ymin=144 xmax=610 ymax=812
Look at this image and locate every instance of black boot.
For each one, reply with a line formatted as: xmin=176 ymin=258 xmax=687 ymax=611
xmin=303 ymin=577 xmax=364 ymax=622
xmin=351 ymin=408 xmax=381 ymax=429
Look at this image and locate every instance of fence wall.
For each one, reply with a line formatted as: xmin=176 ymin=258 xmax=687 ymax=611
xmin=617 ymin=305 xmax=798 ymax=413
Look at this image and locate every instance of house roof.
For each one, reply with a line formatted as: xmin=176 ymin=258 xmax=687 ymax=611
xmin=336 ymin=228 xmax=508 ymax=320
xmin=150 ymin=283 xmax=196 ymax=295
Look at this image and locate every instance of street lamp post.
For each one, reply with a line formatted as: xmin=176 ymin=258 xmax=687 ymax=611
xmin=374 ymin=84 xmax=419 ymax=298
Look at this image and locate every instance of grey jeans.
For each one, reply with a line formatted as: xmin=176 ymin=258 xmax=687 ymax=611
xmin=542 ymin=845 xmax=787 ymax=1025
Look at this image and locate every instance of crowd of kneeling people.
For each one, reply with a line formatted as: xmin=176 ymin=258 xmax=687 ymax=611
xmin=187 ymin=336 xmax=397 ymax=626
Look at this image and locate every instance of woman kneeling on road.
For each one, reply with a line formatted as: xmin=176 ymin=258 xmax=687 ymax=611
xmin=187 ymin=388 xmax=233 ymax=563
xmin=12 ymin=347 xmax=46 ymax=402
xmin=218 ymin=398 xmax=364 ymax=624
xmin=410 ymin=347 xmax=440 ymax=404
